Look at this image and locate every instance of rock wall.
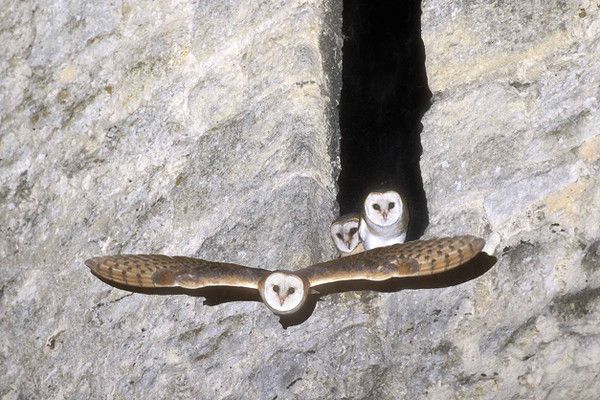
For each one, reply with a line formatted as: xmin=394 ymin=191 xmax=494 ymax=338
xmin=419 ymin=0 xmax=600 ymax=398
xmin=1 ymin=1 xmax=345 ymax=398
xmin=1 ymin=0 xmax=599 ymax=399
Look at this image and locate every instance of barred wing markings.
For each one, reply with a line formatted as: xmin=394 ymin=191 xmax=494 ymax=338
xmin=301 ymin=236 xmax=485 ymax=287
xmin=85 ymin=255 xmax=269 ymax=290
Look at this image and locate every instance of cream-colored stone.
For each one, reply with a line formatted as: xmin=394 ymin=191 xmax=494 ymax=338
xmin=579 ymin=135 xmax=600 ymax=164
xmin=427 ymin=30 xmax=573 ymax=92
xmin=544 ymin=177 xmax=595 ymax=214
xmin=58 ymin=64 xmax=78 ymax=84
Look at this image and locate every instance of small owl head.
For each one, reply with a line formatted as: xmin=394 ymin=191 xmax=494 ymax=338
xmin=259 ymin=272 xmax=309 ymax=315
xmin=330 ymin=214 xmax=361 ymax=254
xmin=363 ymin=190 xmax=404 ymax=227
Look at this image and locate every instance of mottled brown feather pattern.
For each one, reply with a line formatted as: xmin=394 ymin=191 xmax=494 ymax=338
xmin=85 ymin=236 xmax=485 ymax=294
xmin=85 ymin=255 xmax=269 ymax=290
xmin=302 ymin=235 xmax=485 ymax=287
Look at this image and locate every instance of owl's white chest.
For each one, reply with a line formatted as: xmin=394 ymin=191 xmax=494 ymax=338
xmin=359 ymin=217 xmax=407 ymax=250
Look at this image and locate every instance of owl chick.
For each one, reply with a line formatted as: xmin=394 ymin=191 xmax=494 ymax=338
xmin=359 ymin=190 xmax=409 ymax=250
xmin=330 ymin=213 xmax=365 ymax=257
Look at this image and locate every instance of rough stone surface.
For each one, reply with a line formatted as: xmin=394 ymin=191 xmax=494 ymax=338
xmin=1 ymin=1 xmax=345 ymax=398
xmin=1 ymin=1 xmax=599 ymax=399
xmin=419 ymin=0 xmax=600 ymax=398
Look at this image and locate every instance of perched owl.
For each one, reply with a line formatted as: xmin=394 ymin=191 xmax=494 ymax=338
xmin=330 ymin=213 xmax=365 ymax=257
xmin=359 ymin=190 xmax=409 ymax=250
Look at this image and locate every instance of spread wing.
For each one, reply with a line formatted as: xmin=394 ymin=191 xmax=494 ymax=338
xmin=85 ymin=255 xmax=269 ymax=290
xmin=300 ymin=235 xmax=485 ymax=288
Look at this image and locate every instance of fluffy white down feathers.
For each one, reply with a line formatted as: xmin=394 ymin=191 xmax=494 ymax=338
xmin=330 ymin=214 xmax=363 ymax=256
xmin=360 ymin=190 xmax=409 ymax=250
xmin=331 ymin=190 xmax=409 ymax=254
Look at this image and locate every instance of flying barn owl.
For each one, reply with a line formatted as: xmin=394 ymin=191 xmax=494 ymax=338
xmin=85 ymin=235 xmax=485 ymax=316
xmin=330 ymin=213 xmax=365 ymax=257
xmin=360 ymin=190 xmax=409 ymax=250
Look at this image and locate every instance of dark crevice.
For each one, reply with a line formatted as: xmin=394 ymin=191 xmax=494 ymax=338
xmin=337 ymin=0 xmax=432 ymax=240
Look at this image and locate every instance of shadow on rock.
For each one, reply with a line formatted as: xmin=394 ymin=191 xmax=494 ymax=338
xmin=92 ymin=252 xmax=495 ymax=328
xmin=93 ymin=275 xmax=263 ymax=305
xmin=312 ymin=252 xmax=497 ymax=296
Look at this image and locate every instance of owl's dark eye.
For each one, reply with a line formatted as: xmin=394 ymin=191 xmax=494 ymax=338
xmin=336 ymin=233 xmax=343 ymax=239
xmin=273 ymin=285 xmax=280 ymax=293
xmin=349 ymin=227 xmax=358 ymax=235
xmin=388 ymin=202 xmax=395 ymax=209
xmin=288 ymin=287 xmax=295 ymax=295
xmin=372 ymin=204 xmax=381 ymax=211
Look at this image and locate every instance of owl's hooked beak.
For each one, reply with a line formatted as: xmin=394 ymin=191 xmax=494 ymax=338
xmin=278 ymin=294 xmax=288 ymax=306
xmin=344 ymin=239 xmax=352 ymax=249
xmin=381 ymin=210 xmax=389 ymax=221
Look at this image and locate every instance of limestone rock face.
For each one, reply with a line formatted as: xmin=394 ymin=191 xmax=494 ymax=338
xmin=419 ymin=0 xmax=600 ymax=398
xmin=1 ymin=0 xmax=599 ymax=399
xmin=1 ymin=1 xmax=346 ymax=398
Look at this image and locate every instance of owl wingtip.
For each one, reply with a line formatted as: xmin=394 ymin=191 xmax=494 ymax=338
xmin=470 ymin=236 xmax=486 ymax=252
xmin=84 ymin=257 xmax=100 ymax=269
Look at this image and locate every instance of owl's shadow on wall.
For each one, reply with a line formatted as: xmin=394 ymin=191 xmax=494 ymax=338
xmin=337 ymin=0 xmax=431 ymax=241
xmin=282 ymin=251 xmax=496 ymax=327
xmin=97 ymin=252 xmax=495 ymax=328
